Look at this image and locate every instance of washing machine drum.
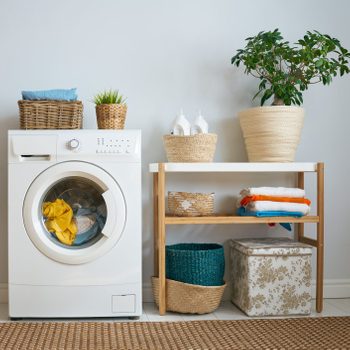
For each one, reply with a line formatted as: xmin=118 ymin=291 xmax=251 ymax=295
xmin=43 ymin=178 xmax=107 ymax=247
xmin=23 ymin=161 xmax=126 ymax=264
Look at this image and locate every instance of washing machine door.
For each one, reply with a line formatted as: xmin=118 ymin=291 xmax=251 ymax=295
xmin=23 ymin=161 xmax=126 ymax=264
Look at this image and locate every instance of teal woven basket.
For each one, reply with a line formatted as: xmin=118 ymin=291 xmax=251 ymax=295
xmin=166 ymin=243 xmax=225 ymax=286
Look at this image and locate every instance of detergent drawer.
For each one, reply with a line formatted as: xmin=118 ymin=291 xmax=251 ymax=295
xmin=9 ymin=134 xmax=57 ymax=163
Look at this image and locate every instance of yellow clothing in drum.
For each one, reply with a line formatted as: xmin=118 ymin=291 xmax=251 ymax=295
xmin=42 ymin=199 xmax=77 ymax=245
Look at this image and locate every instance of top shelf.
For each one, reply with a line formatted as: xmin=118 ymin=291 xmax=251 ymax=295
xmin=149 ymin=162 xmax=318 ymax=173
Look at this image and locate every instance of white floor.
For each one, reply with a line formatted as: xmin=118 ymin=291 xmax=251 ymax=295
xmin=0 ymin=299 xmax=349 ymax=322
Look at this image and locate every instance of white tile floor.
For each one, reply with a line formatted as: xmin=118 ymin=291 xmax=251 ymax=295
xmin=0 ymin=299 xmax=349 ymax=322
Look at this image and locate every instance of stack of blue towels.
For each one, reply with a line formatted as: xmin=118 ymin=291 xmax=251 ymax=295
xmin=22 ymin=88 xmax=77 ymax=101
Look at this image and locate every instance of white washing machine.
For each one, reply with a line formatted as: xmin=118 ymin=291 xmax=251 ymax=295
xmin=8 ymin=130 xmax=142 ymax=318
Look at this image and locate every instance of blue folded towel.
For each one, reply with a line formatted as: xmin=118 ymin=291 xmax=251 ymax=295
xmin=237 ymin=206 xmax=303 ymax=218
xmin=22 ymin=88 xmax=78 ymax=101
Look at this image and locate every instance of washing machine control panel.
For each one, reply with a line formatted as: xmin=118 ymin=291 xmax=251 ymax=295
xmin=95 ymin=137 xmax=135 ymax=154
xmin=53 ymin=131 xmax=141 ymax=160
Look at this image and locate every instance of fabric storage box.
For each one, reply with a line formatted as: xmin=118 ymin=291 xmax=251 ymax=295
xmin=230 ymin=238 xmax=312 ymax=316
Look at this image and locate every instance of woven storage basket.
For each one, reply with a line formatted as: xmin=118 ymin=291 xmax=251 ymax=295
xmin=168 ymin=191 xmax=214 ymax=217
xmin=163 ymin=133 xmax=217 ymax=162
xmin=152 ymin=277 xmax=226 ymax=314
xmin=239 ymin=106 xmax=304 ymax=162
xmin=18 ymin=100 xmax=83 ymax=129
xmin=96 ymin=104 xmax=127 ymax=129
xmin=166 ymin=243 xmax=225 ymax=286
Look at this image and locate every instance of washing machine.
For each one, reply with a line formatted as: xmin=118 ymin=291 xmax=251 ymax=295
xmin=8 ymin=130 xmax=142 ymax=318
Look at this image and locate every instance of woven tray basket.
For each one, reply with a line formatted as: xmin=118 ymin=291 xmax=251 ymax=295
xmin=152 ymin=277 xmax=226 ymax=314
xmin=96 ymin=104 xmax=127 ymax=129
xmin=166 ymin=243 xmax=225 ymax=286
xmin=168 ymin=191 xmax=214 ymax=217
xmin=239 ymin=106 xmax=304 ymax=162
xmin=18 ymin=100 xmax=83 ymax=129
xmin=163 ymin=133 xmax=217 ymax=162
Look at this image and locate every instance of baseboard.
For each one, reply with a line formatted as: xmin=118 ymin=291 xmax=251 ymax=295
xmin=142 ymin=278 xmax=350 ymax=303
xmin=1 ymin=279 xmax=350 ymax=304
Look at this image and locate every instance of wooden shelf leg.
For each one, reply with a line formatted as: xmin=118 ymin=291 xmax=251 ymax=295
xmin=316 ymin=163 xmax=325 ymax=313
xmin=153 ymin=173 xmax=159 ymax=276
xmin=158 ymin=163 xmax=166 ymax=315
xmin=297 ymin=172 xmax=305 ymax=241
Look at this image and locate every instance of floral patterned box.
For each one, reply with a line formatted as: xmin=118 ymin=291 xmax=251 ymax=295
xmin=230 ymin=238 xmax=312 ymax=316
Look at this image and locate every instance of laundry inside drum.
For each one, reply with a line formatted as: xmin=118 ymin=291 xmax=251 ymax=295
xmin=41 ymin=177 xmax=107 ymax=248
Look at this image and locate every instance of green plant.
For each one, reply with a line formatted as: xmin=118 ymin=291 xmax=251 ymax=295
xmin=93 ymin=89 xmax=126 ymax=105
xmin=231 ymin=29 xmax=350 ymax=106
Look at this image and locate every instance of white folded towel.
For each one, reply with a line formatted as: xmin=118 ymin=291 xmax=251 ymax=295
xmin=245 ymin=201 xmax=310 ymax=215
xmin=240 ymin=187 xmax=305 ymax=198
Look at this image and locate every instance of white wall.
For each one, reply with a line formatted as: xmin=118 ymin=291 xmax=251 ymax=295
xmin=0 ymin=0 xmax=349 ymax=298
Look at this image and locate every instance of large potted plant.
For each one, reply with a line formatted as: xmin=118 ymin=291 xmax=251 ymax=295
xmin=232 ymin=29 xmax=350 ymax=162
xmin=94 ymin=89 xmax=127 ymax=129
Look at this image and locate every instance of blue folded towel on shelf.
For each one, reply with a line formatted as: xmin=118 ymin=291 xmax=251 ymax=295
xmin=237 ymin=206 xmax=302 ymax=231
xmin=22 ymin=88 xmax=78 ymax=101
xmin=237 ymin=206 xmax=303 ymax=218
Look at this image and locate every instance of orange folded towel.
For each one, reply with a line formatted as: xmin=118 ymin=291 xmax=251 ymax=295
xmin=240 ymin=195 xmax=311 ymax=207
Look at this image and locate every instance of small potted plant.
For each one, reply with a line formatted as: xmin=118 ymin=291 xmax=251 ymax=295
xmin=231 ymin=29 xmax=350 ymax=162
xmin=93 ymin=89 xmax=127 ymax=129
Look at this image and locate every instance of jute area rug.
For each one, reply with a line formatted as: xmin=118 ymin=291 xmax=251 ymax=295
xmin=0 ymin=317 xmax=349 ymax=350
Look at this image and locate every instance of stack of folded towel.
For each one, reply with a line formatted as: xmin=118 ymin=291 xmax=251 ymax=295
xmin=21 ymin=88 xmax=78 ymax=101
xmin=237 ymin=187 xmax=311 ymax=217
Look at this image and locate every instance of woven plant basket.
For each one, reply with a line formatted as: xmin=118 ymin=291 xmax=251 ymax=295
xmin=163 ymin=134 xmax=217 ymax=162
xmin=18 ymin=100 xmax=83 ymax=129
xmin=96 ymin=104 xmax=127 ymax=129
xmin=168 ymin=191 xmax=214 ymax=217
xmin=152 ymin=277 xmax=226 ymax=314
xmin=239 ymin=106 xmax=304 ymax=162
xmin=166 ymin=243 xmax=225 ymax=286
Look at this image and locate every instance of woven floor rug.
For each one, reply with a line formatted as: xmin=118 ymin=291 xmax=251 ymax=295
xmin=0 ymin=317 xmax=350 ymax=350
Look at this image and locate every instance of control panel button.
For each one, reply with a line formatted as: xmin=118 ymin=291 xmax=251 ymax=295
xmin=67 ymin=138 xmax=80 ymax=151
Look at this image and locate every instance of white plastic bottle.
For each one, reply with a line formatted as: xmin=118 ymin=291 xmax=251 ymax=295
xmin=191 ymin=110 xmax=208 ymax=134
xmin=171 ymin=109 xmax=191 ymax=136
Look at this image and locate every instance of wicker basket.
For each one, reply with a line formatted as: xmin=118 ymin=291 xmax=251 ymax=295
xmin=152 ymin=277 xmax=226 ymax=314
xmin=18 ymin=100 xmax=83 ymax=129
xmin=96 ymin=104 xmax=127 ymax=129
xmin=239 ymin=106 xmax=304 ymax=162
xmin=166 ymin=243 xmax=225 ymax=286
xmin=168 ymin=191 xmax=214 ymax=217
xmin=163 ymin=134 xmax=217 ymax=162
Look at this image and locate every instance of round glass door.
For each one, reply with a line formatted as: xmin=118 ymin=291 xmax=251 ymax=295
xmin=23 ymin=161 xmax=126 ymax=264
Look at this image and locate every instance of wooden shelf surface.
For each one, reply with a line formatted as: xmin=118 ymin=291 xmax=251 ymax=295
xmin=165 ymin=215 xmax=319 ymax=225
xmin=149 ymin=162 xmax=318 ymax=173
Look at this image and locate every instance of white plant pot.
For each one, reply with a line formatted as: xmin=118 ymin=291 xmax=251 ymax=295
xmin=238 ymin=106 xmax=304 ymax=162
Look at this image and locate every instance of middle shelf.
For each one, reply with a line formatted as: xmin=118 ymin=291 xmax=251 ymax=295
xmin=164 ymin=215 xmax=319 ymax=225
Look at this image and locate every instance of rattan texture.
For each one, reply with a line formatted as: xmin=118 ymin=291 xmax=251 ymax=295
xmin=151 ymin=277 xmax=226 ymax=314
xmin=96 ymin=104 xmax=127 ymax=129
xmin=1 ymin=317 xmax=350 ymax=350
xmin=168 ymin=191 xmax=214 ymax=217
xmin=239 ymin=106 xmax=304 ymax=162
xmin=166 ymin=243 xmax=225 ymax=286
xmin=163 ymin=133 xmax=217 ymax=162
xmin=18 ymin=100 xmax=83 ymax=129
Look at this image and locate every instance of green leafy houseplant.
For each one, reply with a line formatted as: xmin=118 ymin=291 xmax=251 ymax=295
xmin=231 ymin=29 xmax=350 ymax=106
xmin=94 ymin=89 xmax=128 ymax=129
xmin=93 ymin=89 xmax=126 ymax=105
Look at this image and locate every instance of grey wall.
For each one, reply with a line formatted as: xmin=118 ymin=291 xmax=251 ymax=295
xmin=0 ymin=0 xmax=349 ymax=295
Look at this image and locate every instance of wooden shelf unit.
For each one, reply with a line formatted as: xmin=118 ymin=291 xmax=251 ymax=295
xmin=150 ymin=162 xmax=325 ymax=315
